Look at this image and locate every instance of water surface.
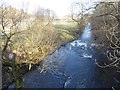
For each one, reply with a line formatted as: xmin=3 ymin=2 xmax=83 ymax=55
xmin=15 ymin=23 xmax=117 ymax=88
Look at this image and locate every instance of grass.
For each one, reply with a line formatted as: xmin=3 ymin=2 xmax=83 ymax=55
xmin=60 ymin=30 xmax=75 ymax=45
xmin=54 ymin=22 xmax=81 ymax=39
xmin=54 ymin=22 xmax=78 ymax=31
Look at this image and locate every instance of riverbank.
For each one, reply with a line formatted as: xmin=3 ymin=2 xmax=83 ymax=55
xmin=10 ymin=22 xmax=119 ymax=88
xmin=2 ymin=22 xmax=85 ymax=89
xmin=90 ymin=23 xmax=120 ymax=88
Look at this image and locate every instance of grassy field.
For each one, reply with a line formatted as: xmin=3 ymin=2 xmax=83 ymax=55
xmin=54 ymin=22 xmax=78 ymax=31
xmin=54 ymin=22 xmax=82 ymax=41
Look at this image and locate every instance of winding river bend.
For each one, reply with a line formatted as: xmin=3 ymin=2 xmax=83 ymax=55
xmin=12 ymin=23 xmax=117 ymax=88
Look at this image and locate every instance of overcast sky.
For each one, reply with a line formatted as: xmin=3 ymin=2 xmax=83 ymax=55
xmin=0 ymin=0 xmax=101 ymax=18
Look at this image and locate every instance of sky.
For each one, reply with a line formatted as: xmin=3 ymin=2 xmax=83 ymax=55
xmin=0 ymin=0 xmax=101 ymax=18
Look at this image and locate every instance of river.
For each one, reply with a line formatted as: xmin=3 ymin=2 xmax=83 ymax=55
xmin=10 ymin=23 xmax=118 ymax=88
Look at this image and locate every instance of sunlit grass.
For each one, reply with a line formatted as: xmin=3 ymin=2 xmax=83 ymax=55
xmin=54 ymin=22 xmax=78 ymax=31
xmin=60 ymin=31 xmax=75 ymax=44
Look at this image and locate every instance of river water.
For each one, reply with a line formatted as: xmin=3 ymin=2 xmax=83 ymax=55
xmin=10 ymin=23 xmax=118 ymax=88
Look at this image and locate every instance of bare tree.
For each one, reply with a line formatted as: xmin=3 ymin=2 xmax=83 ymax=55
xmin=95 ymin=2 xmax=120 ymax=30
xmin=34 ymin=8 xmax=56 ymax=27
xmin=70 ymin=1 xmax=96 ymax=29
xmin=93 ymin=1 xmax=120 ymax=71
xmin=0 ymin=4 xmax=27 ymax=61
xmin=12 ymin=7 xmax=60 ymax=66
xmin=89 ymin=2 xmax=120 ymax=89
